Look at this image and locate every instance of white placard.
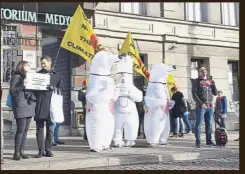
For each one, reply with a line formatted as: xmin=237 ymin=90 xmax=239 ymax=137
xmin=191 ymin=69 xmax=198 ymax=79
xmin=25 ymin=72 xmax=50 ymax=90
xmin=23 ymin=50 xmax=37 ymax=69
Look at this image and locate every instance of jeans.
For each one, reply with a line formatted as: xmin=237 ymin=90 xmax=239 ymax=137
xmin=215 ymin=114 xmax=226 ymax=129
xmin=174 ymin=117 xmax=185 ymax=133
xmin=170 ymin=111 xmax=175 ymax=133
xmin=183 ymin=113 xmax=192 ymax=132
xmin=195 ymin=107 xmax=214 ymax=145
xmin=52 ymin=123 xmax=60 ymax=143
xmin=36 ymin=119 xmax=54 ymax=151
xmin=15 ymin=117 xmax=32 ymax=152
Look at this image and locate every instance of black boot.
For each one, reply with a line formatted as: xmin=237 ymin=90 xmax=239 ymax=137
xmin=36 ymin=150 xmax=45 ymax=158
xmin=20 ymin=150 xmax=31 ymax=159
xmin=13 ymin=151 xmax=21 ymax=161
xmin=45 ymin=151 xmax=54 ymax=157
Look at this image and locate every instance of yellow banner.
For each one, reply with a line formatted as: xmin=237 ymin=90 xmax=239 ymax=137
xmin=60 ymin=5 xmax=103 ymax=62
xmin=119 ymin=32 xmax=150 ymax=80
xmin=164 ymin=59 xmax=177 ymax=98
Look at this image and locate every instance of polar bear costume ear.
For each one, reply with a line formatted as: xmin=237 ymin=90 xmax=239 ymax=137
xmin=90 ymin=50 xmax=121 ymax=76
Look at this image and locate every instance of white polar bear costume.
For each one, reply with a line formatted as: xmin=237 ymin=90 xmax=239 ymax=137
xmin=85 ymin=50 xmax=121 ymax=152
xmin=144 ymin=63 xmax=176 ymax=146
xmin=113 ymin=55 xmax=143 ymax=147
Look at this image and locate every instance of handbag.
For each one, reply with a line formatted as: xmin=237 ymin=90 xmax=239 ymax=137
xmin=6 ymin=92 xmax=12 ymax=109
xmin=50 ymin=89 xmax=64 ymax=123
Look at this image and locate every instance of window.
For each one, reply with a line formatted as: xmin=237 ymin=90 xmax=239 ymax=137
xmin=190 ymin=59 xmax=204 ymax=79
xmin=228 ymin=61 xmax=239 ymax=101
xmin=121 ymin=2 xmax=146 ymax=15
xmin=1 ymin=25 xmax=19 ymax=84
xmin=221 ymin=2 xmax=239 ymax=26
xmin=185 ymin=3 xmax=209 ymax=22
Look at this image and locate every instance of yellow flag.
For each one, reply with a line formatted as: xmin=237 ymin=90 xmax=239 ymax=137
xmin=60 ymin=5 xmax=103 ymax=62
xmin=120 ymin=32 xmax=150 ymax=80
xmin=164 ymin=59 xmax=177 ymax=98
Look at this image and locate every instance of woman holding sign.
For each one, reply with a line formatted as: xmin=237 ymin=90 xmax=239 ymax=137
xmin=10 ymin=61 xmax=37 ymax=160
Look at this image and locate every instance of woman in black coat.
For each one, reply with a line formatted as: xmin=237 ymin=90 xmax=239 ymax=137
xmin=10 ymin=61 xmax=37 ymax=160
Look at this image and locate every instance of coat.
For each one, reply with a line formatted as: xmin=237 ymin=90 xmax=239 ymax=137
xmin=171 ymin=91 xmax=185 ymax=118
xmin=10 ymin=74 xmax=36 ymax=119
xmin=34 ymin=69 xmax=63 ymax=121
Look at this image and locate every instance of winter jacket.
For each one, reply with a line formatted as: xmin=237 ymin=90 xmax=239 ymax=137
xmin=171 ymin=91 xmax=185 ymax=118
xmin=10 ymin=74 xmax=36 ymax=119
xmin=34 ymin=69 xmax=63 ymax=121
xmin=191 ymin=77 xmax=218 ymax=107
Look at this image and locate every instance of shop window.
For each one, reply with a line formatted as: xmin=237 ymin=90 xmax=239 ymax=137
xmin=185 ymin=2 xmax=209 ymax=22
xmin=1 ymin=25 xmax=19 ymax=84
xmin=221 ymin=2 xmax=239 ymax=26
xmin=228 ymin=61 xmax=239 ymax=101
xmin=121 ymin=2 xmax=147 ymax=15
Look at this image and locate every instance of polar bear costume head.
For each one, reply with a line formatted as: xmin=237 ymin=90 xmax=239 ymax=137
xmin=115 ymin=54 xmax=134 ymax=85
xmin=149 ymin=63 xmax=176 ymax=83
xmin=90 ymin=50 xmax=122 ymax=76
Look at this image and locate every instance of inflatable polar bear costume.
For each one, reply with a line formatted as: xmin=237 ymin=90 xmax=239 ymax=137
xmin=113 ymin=55 xmax=143 ymax=147
xmin=85 ymin=50 xmax=122 ymax=152
xmin=144 ymin=63 xmax=176 ymax=146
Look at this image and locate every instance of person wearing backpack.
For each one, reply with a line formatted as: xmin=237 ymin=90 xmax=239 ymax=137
xmin=10 ymin=61 xmax=37 ymax=160
xmin=183 ymin=99 xmax=192 ymax=134
xmin=214 ymin=91 xmax=228 ymax=129
xmin=191 ymin=67 xmax=218 ymax=148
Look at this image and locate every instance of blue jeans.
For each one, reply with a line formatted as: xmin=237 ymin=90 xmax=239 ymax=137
xmin=52 ymin=123 xmax=60 ymax=143
xmin=195 ymin=107 xmax=214 ymax=145
xmin=174 ymin=117 xmax=185 ymax=133
xmin=183 ymin=113 xmax=192 ymax=132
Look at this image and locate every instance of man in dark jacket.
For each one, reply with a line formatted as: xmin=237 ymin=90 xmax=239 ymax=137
xmin=192 ymin=67 xmax=217 ymax=148
xmin=78 ymin=85 xmax=87 ymax=140
xmin=34 ymin=56 xmax=63 ymax=158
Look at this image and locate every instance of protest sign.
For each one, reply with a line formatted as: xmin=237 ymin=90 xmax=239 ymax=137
xmin=25 ymin=72 xmax=50 ymax=90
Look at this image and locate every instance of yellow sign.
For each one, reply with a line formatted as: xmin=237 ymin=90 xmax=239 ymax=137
xmin=60 ymin=5 xmax=103 ymax=62
xmin=120 ymin=32 xmax=150 ymax=80
xmin=164 ymin=59 xmax=177 ymax=98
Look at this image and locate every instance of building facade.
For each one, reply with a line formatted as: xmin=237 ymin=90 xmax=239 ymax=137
xmin=1 ymin=2 xmax=239 ymax=135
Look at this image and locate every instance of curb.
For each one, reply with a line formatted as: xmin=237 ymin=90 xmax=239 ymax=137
xmin=2 ymin=149 xmax=239 ymax=170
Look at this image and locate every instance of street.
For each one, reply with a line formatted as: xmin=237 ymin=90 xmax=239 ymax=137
xmin=81 ymin=157 xmax=239 ymax=170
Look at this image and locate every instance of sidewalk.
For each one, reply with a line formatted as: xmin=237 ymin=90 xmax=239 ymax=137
xmin=2 ymin=131 xmax=239 ymax=170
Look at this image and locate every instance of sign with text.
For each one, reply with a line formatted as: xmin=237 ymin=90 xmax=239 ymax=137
xmin=120 ymin=32 xmax=150 ymax=80
xmin=25 ymin=73 xmax=50 ymax=90
xmin=60 ymin=5 xmax=103 ymax=62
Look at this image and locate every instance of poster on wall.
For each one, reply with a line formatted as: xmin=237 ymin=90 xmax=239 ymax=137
xmin=25 ymin=72 xmax=50 ymax=90
xmin=23 ymin=50 xmax=37 ymax=69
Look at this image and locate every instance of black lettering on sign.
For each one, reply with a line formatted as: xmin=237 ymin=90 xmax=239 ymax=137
xmin=80 ymin=36 xmax=92 ymax=46
xmin=133 ymin=63 xmax=140 ymax=69
xmin=130 ymin=42 xmax=136 ymax=50
xmin=82 ymin=12 xmax=88 ymax=22
xmin=128 ymin=52 xmax=137 ymax=59
xmin=81 ymin=24 xmax=88 ymax=31
xmin=67 ymin=41 xmax=94 ymax=59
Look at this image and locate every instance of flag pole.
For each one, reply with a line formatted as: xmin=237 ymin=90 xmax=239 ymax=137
xmin=52 ymin=46 xmax=61 ymax=69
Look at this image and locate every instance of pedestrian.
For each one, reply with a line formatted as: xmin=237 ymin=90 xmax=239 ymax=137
xmin=10 ymin=61 xmax=37 ymax=160
xmin=1 ymin=87 xmax=4 ymax=164
xmin=170 ymin=87 xmax=185 ymax=138
xmin=136 ymin=86 xmax=146 ymax=138
xmin=78 ymin=80 xmax=87 ymax=140
xmin=192 ymin=67 xmax=218 ymax=148
xmin=34 ymin=56 xmax=63 ymax=158
xmin=215 ymin=91 xmax=228 ymax=129
xmin=52 ymin=123 xmax=65 ymax=146
xmin=183 ymin=99 xmax=192 ymax=134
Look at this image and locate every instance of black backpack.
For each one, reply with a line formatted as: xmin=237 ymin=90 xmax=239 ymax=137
xmin=215 ymin=127 xmax=228 ymax=146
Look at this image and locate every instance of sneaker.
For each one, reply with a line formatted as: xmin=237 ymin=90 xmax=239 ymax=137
xmin=55 ymin=140 xmax=65 ymax=145
xmin=52 ymin=142 xmax=57 ymax=146
xmin=45 ymin=151 xmax=54 ymax=157
xmin=206 ymin=142 xmax=216 ymax=147
xmin=195 ymin=144 xmax=200 ymax=148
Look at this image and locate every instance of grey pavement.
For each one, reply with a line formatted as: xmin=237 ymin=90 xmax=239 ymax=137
xmin=82 ymin=157 xmax=239 ymax=170
xmin=1 ymin=131 xmax=239 ymax=170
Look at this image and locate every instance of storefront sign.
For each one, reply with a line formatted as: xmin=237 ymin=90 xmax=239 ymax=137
xmin=1 ymin=8 xmax=72 ymax=26
xmin=23 ymin=50 xmax=37 ymax=69
xmin=25 ymin=72 xmax=50 ymax=90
